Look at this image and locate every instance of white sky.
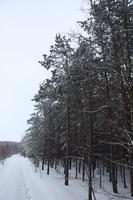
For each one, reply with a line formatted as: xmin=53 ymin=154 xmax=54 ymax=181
xmin=0 ymin=0 xmax=85 ymax=142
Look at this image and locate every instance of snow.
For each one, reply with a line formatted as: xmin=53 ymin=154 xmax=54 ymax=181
xmin=0 ymin=155 xmax=87 ymax=200
xmin=0 ymin=155 xmax=132 ymax=200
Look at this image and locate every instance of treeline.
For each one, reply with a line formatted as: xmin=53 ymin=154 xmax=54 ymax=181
xmin=0 ymin=141 xmax=20 ymax=162
xmin=21 ymin=0 xmax=133 ymax=199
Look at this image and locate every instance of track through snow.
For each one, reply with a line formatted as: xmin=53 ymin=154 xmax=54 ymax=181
xmin=0 ymin=155 xmax=87 ymax=200
xmin=0 ymin=155 xmax=131 ymax=200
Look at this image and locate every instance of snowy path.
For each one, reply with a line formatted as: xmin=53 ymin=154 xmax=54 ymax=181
xmin=0 ymin=155 xmax=34 ymax=200
xmin=0 ymin=155 xmax=131 ymax=200
xmin=0 ymin=155 xmax=87 ymax=200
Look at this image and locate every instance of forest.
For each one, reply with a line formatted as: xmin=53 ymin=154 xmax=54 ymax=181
xmin=21 ymin=0 xmax=133 ymax=199
xmin=0 ymin=141 xmax=20 ymax=162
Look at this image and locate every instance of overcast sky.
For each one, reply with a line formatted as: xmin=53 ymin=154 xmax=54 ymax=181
xmin=0 ymin=0 xmax=85 ymax=142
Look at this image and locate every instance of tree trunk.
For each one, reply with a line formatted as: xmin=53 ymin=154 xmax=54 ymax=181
xmin=105 ymin=69 xmax=118 ymax=193
xmin=47 ymin=109 xmax=52 ymax=175
xmin=88 ymin=84 xmax=93 ymax=200
xmin=65 ymin=105 xmax=71 ymax=185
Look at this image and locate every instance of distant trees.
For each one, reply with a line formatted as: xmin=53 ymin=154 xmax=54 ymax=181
xmin=21 ymin=0 xmax=133 ymax=199
xmin=0 ymin=142 xmax=19 ymax=163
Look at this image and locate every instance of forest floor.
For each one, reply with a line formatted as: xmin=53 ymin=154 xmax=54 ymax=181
xmin=0 ymin=155 xmax=132 ymax=200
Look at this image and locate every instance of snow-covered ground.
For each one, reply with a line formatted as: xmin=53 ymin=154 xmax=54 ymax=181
xmin=0 ymin=155 xmax=87 ymax=200
xmin=0 ymin=155 xmax=132 ymax=200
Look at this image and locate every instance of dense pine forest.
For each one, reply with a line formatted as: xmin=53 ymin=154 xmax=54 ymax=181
xmin=21 ymin=1 xmax=133 ymax=199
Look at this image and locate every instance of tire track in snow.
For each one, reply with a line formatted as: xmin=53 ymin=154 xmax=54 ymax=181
xmin=20 ymin=165 xmax=33 ymax=200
